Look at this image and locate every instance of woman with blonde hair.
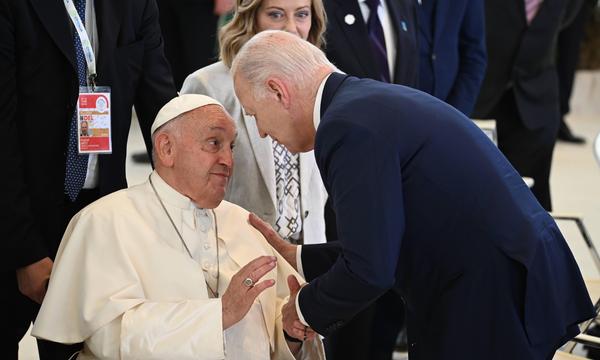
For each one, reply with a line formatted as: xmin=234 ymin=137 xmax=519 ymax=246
xmin=181 ymin=0 xmax=328 ymax=249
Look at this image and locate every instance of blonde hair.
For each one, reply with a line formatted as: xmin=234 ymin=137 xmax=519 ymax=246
xmin=219 ymin=0 xmax=327 ymax=68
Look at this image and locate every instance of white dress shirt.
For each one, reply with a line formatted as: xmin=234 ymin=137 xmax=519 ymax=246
xmin=357 ymin=0 xmax=397 ymax=80
xmin=295 ymin=72 xmax=335 ymax=327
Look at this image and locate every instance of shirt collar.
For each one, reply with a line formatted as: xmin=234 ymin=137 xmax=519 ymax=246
xmin=150 ymin=171 xmax=198 ymax=211
xmin=312 ymin=72 xmax=334 ymax=133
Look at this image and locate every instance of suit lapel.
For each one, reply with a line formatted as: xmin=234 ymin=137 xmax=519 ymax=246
xmin=214 ymin=206 xmax=277 ymax=350
xmin=94 ymin=0 xmax=124 ymax=81
xmin=432 ymin=0 xmax=447 ymax=47
xmin=243 ymin=114 xmax=277 ymax=210
xmin=386 ymin=0 xmax=415 ymax=84
xmin=332 ymin=0 xmax=378 ymax=77
xmin=30 ymin=0 xmax=76 ymax=71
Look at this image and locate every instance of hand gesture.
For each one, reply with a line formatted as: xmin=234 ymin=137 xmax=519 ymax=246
xmin=249 ymin=213 xmax=298 ymax=270
xmin=16 ymin=257 xmax=53 ymax=304
xmin=221 ymin=255 xmax=277 ymax=329
xmin=282 ymin=275 xmax=317 ymax=342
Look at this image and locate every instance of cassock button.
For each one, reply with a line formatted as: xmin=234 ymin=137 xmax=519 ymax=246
xmin=344 ymin=14 xmax=356 ymax=25
xmin=203 ymin=242 xmax=210 ymax=250
xmin=202 ymin=261 xmax=210 ymax=270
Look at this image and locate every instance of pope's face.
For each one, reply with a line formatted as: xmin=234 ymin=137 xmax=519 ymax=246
xmin=173 ymin=106 xmax=236 ymax=208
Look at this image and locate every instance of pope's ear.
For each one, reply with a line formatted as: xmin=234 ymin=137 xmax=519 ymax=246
xmin=266 ymin=77 xmax=291 ymax=109
xmin=154 ymin=132 xmax=175 ymax=167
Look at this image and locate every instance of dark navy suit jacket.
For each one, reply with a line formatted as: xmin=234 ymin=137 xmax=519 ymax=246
xmin=323 ymin=0 xmax=419 ymax=87
xmin=299 ymin=73 xmax=593 ymax=357
xmin=417 ymin=0 xmax=486 ymax=115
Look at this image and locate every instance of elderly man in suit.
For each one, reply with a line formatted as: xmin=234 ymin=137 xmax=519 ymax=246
xmin=232 ymin=30 xmax=594 ymax=359
xmin=321 ymin=1 xmax=419 ymax=357
xmin=0 ymin=0 xmax=176 ymax=358
xmin=473 ymin=0 xmax=584 ymax=211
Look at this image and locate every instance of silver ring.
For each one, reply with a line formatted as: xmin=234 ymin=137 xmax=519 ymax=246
xmin=243 ymin=277 xmax=254 ymax=287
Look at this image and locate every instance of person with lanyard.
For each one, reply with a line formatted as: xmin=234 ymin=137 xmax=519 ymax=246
xmin=32 ymin=94 xmax=325 ymax=359
xmin=0 ymin=0 xmax=176 ymax=358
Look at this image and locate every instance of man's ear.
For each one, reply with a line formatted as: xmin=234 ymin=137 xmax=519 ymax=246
xmin=266 ymin=77 xmax=291 ymax=109
xmin=154 ymin=133 xmax=175 ymax=167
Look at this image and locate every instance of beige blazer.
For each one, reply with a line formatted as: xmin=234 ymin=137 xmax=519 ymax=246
xmin=181 ymin=61 xmax=328 ymax=245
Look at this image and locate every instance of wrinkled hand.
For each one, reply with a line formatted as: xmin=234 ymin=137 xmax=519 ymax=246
xmin=16 ymin=257 xmax=53 ymax=304
xmin=214 ymin=0 xmax=234 ymax=15
xmin=282 ymin=275 xmax=317 ymax=342
xmin=249 ymin=213 xmax=298 ymax=270
xmin=221 ymin=255 xmax=277 ymax=329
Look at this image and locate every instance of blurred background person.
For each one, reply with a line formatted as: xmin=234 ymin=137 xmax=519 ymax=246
xmin=181 ymin=0 xmax=328 ymax=251
xmin=473 ymin=0 xmax=585 ymax=211
xmin=157 ymin=0 xmax=234 ymax=89
xmin=556 ymin=0 xmax=598 ymax=144
xmin=416 ymin=0 xmax=487 ymax=116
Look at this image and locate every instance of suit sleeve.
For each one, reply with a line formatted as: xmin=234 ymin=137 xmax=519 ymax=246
xmin=132 ymin=0 xmax=177 ymax=155
xmin=299 ymin=122 xmax=405 ymax=336
xmin=444 ymin=0 xmax=487 ymax=116
xmin=300 ymin=242 xmax=342 ymax=281
xmin=0 ymin=1 xmax=49 ymax=270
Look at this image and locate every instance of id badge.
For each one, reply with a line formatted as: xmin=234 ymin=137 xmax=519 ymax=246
xmin=77 ymin=86 xmax=112 ymax=154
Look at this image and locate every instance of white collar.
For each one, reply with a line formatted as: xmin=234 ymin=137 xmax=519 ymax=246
xmin=150 ymin=171 xmax=202 ymax=212
xmin=312 ymin=72 xmax=335 ymax=133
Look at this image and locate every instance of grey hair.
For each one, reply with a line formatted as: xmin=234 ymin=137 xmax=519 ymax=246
xmin=231 ymin=30 xmax=335 ymax=99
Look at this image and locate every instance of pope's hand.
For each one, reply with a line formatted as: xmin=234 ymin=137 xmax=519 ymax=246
xmin=221 ymin=255 xmax=277 ymax=329
xmin=16 ymin=257 xmax=53 ymax=304
xmin=249 ymin=213 xmax=298 ymax=270
xmin=282 ymin=275 xmax=317 ymax=342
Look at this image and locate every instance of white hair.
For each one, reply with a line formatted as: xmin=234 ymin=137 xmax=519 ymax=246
xmin=231 ymin=30 xmax=336 ymax=99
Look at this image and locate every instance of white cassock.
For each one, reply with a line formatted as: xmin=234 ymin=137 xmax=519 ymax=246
xmin=32 ymin=171 xmax=325 ymax=360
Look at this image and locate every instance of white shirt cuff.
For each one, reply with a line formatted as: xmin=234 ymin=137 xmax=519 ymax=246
xmin=296 ymin=246 xmax=305 ymax=278
xmin=295 ymin=286 xmax=309 ymax=326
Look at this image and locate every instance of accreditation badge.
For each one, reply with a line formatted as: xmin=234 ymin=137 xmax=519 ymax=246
xmin=77 ymin=86 xmax=112 ymax=154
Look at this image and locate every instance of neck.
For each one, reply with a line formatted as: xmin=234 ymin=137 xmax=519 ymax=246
xmin=155 ymin=168 xmax=196 ymax=203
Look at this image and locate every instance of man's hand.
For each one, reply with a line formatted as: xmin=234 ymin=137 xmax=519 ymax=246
xmin=282 ymin=275 xmax=317 ymax=342
xmin=16 ymin=257 xmax=53 ymax=304
xmin=221 ymin=255 xmax=277 ymax=329
xmin=214 ymin=0 xmax=234 ymax=15
xmin=249 ymin=213 xmax=298 ymax=270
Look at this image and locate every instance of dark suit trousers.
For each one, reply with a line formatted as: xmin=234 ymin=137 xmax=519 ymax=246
xmin=2 ymin=189 xmax=99 ymax=360
xmin=557 ymin=0 xmax=593 ymax=116
xmin=492 ymin=90 xmax=559 ymax=211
